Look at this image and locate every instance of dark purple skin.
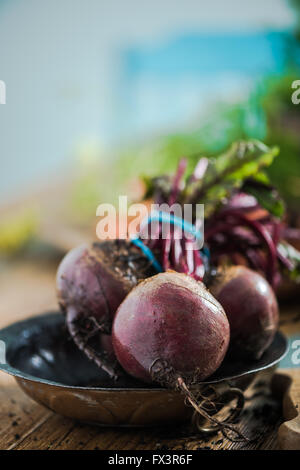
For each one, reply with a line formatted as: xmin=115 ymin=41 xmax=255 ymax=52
xmin=56 ymin=240 xmax=154 ymax=378
xmin=99 ymin=333 xmax=117 ymax=363
xmin=211 ymin=265 xmax=279 ymax=360
xmin=112 ymin=271 xmax=230 ymax=385
xmin=57 ymin=243 xmax=131 ymax=328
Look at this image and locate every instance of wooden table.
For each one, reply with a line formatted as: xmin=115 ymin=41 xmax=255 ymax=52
xmin=0 ymin=256 xmax=299 ymax=450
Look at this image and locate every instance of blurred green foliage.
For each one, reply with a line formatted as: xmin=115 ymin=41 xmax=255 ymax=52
xmin=263 ymin=73 xmax=300 ymax=211
xmin=117 ymin=98 xmax=266 ymax=182
xmin=117 ymin=70 xmax=300 ymax=212
xmin=72 ymin=0 xmax=300 ymax=216
xmin=0 ymin=208 xmax=38 ymax=255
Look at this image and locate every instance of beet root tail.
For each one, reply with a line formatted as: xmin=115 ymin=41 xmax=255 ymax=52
xmin=66 ymin=307 xmax=120 ymax=381
xmin=176 ymin=377 xmax=249 ymax=442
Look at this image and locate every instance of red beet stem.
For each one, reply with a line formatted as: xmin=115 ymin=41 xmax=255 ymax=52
xmin=169 ymin=158 xmax=187 ymax=206
xmin=207 ymin=209 xmax=278 ymax=286
xmin=188 ymin=157 xmax=209 ymax=183
xmin=226 ymin=210 xmax=277 ymax=286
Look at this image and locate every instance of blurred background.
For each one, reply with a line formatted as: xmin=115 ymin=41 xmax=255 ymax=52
xmin=0 ymin=0 xmax=300 ymax=319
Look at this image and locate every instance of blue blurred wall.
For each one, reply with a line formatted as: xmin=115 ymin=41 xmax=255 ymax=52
xmin=0 ymin=0 xmax=296 ymax=201
xmin=117 ymin=31 xmax=298 ymax=138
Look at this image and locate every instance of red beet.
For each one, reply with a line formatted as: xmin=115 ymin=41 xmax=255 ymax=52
xmin=112 ymin=271 xmax=249 ymax=439
xmin=112 ymin=271 xmax=229 ymax=383
xmin=210 ymin=265 xmax=279 ymax=360
xmin=56 ymin=239 xmax=154 ymax=378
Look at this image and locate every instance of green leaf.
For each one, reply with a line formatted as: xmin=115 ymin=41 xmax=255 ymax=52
xmin=278 ymin=242 xmax=300 ymax=283
xmin=250 ymin=171 xmax=271 ymax=185
xmin=242 ymin=180 xmax=285 ymax=218
xmin=186 ymin=140 xmax=279 ymax=217
xmin=142 ymin=174 xmax=172 ymax=201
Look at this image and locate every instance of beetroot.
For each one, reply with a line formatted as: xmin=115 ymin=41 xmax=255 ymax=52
xmin=210 ymin=265 xmax=279 ymax=360
xmin=111 ymin=271 xmax=250 ymax=439
xmin=56 ymin=239 xmax=155 ymax=378
xmin=112 ymin=271 xmax=229 ymax=384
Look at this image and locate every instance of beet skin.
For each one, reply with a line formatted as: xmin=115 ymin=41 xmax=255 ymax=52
xmin=211 ymin=265 xmax=279 ymax=360
xmin=56 ymin=239 xmax=154 ymax=377
xmin=112 ymin=271 xmax=230 ymax=384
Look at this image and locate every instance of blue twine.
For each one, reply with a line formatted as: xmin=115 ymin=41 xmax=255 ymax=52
xmin=140 ymin=210 xmax=203 ymax=241
xmin=201 ymin=245 xmax=210 ymax=260
xmin=130 ymin=236 xmax=163 ymax=273
xmin=130 ymin=211 xmax=208 ymax=273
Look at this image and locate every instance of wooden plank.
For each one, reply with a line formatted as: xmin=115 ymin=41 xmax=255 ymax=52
xmin=11 ymin=415 xmax=78 ymax=450
xmin=0 ymin=260 xmax=57 ymax=327
xmin=0 ymin=374 xmax=52 ymax=449
xmin=276 ymin=369 xmax=300 ymax=450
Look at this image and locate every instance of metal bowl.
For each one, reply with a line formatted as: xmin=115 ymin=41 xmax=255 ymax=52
xmin=0 ymin=312 xmax=288 ymax=427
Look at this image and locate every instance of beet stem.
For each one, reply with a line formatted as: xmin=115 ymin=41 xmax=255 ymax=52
xmin=169 ymin=158 xmax=187 ymax=206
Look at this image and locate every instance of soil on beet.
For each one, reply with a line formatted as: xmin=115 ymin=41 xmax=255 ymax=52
xmin=91 ymin=239 xmax=157 ymax=286
xmin=58 ymin=239 xmax=157 ymax=378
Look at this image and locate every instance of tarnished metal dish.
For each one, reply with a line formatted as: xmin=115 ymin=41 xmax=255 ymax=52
xmin=0 ymin=312 xmax=288 ymax=427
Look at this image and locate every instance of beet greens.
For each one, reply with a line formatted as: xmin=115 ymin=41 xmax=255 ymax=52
xmin=141 ymin=139 xmax=300 ymax=288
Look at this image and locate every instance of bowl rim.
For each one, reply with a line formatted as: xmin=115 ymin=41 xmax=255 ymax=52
xmin=0 ymin=312 xmax=289 ymax=392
